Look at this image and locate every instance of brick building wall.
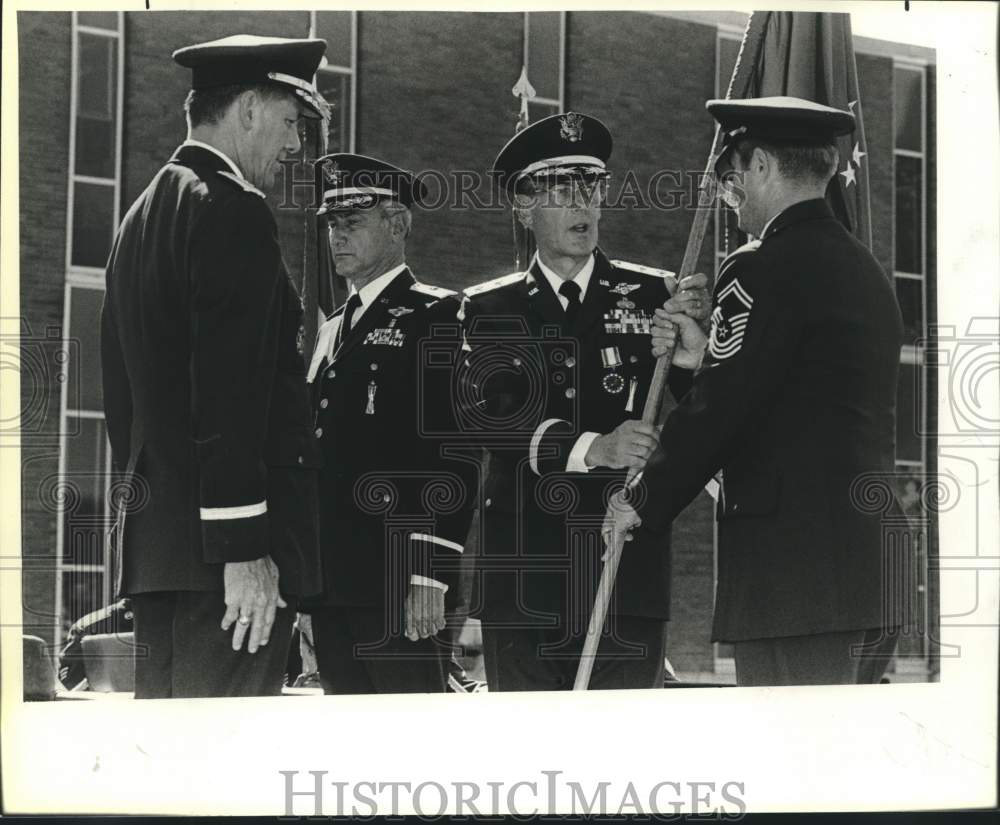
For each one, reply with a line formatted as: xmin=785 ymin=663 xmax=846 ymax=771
xmin=18 ymin=12 xmax=73 ymax=641
xmin=17 ymin=11 xmax=934 ymax=676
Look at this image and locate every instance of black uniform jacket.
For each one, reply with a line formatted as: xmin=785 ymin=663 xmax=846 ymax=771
xmin=461 ymin=249 xmax=686 ymax=626
xmin=636 ymin=198 xmax=908 ymax=641
xmin=305 ymin=268 xmax=477 ymax=611
xmin=101 ymin=144 xmax=322 ymax=597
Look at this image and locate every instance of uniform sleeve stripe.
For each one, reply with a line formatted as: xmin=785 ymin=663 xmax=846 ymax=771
xmin=200 ymin=501 xmax=267 ymax=521
xmin=529 ymin=418 xmax=567 ymax=475
xmin=409 ymin=533 xmax=464 ymax=553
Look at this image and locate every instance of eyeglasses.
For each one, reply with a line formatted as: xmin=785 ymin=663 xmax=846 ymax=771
xmin=537 ymin=176 xmax=610 ymax=207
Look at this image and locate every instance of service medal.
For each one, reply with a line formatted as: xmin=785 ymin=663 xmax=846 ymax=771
xmin=603 ymin=373 xmax=625 ymax=394
xmin=600 ymin=346 xmax=625 ymax=394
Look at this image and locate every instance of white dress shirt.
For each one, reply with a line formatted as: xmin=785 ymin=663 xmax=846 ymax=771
xmin=346 ymin=262 xmax=409 ymax=327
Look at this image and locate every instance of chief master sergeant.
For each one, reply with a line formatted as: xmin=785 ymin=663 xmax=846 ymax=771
xmin=611 ymin=97 xmax=909 ymax=686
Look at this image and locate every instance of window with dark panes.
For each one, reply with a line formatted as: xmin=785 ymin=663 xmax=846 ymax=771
xmin=895 ymin=360 xmax=923 ymax=463
xmin=892 ymin=62 xmax=927 ymax=465
xmin=70 ymin=181 xmax=115 ymax=269
xmin=61 ymin=415 xmax=111 ymax=569
xmin=76 ymin=34 xmax=117 ymax=178
xmin=892 ymin=61 xmax=930 ymax=664
xmin=65 ymin=285 xmax=105 ymax=412
xmin=58 ymin=12 xmax=123 ymax=644
xmin=895 ymin=156 xmax=923 ymax=275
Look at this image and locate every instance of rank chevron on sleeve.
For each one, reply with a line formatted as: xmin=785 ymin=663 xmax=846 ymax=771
xmin=709 ymin=277 xmax=754 ymax=361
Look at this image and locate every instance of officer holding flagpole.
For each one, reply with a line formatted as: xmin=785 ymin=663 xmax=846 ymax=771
xmin=461 ymin=112 xmax=709 ymax=690
xmin=609 ymin=96 xmax=908 ymax=686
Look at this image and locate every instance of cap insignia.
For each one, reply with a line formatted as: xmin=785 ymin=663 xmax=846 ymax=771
xmin=559 ymin=113 xmax=584 ymax=143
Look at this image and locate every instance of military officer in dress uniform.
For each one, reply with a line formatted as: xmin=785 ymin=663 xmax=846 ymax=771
xmin=304 ymin=154 xmax=476 ymax=694
xmin=460 ymin=113 xmax=709 ymax=691
xmin=101 ymin=36 xmax=328 ymax=698
xmin=609 ymin=97 xmax=908 ymax=686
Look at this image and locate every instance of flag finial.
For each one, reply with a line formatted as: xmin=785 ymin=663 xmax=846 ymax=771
xmin=511 ymin=65 xmax=537 ymax=133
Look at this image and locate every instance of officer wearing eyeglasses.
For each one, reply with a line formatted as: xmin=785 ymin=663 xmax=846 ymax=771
xmin=459 ymin=112 xmax=709 ymax=690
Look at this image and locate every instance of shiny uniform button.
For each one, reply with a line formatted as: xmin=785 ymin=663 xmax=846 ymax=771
xmin=485 ymin=498 xmax=492 ymax=508
xmin=370 ymin=363 xmax=379 ymax=371
xmin=319 ymin=398 xmax=329 ymax=409
xmin=629 ymin=355 xmax=638 ymax=364
xmin=565 ymin=388 xmax=576 ymax=399
xmin=315 ymin=427 xmax=323 ymax=438
xmin=326 ymin=369 xmax=336 ymax=379
xmin=297 ymin=456 xmax=304 ymax=465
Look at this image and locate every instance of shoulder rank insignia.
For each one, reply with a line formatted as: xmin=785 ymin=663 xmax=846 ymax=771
xmin=216 ymin=170 xmax=266 ymax=199
xmin=708 ymin=278 xmax=754 ymax=361
xmin=388 ymin=306 xmax=415 ymax=318
xmin=611 ymin=260 xmax=675 ymax=279
xmin=463 ymin=271 xmax=525 ymax=297
xmin=611 ymin=260 xmax=678 ymax=292
xmin=410 ymin=282 xmax=456 ymax=300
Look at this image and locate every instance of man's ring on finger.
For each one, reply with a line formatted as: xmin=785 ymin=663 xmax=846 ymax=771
xmin=239 ymin=615 xmax=251 ymax=625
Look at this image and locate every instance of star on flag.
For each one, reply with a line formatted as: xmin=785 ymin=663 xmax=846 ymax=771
xmin=838 ymin=101 xmax=866 ymax=186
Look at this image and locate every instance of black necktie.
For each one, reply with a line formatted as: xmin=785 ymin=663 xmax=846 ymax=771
xmin=337 ymin=293 xmax=363 ymax=346
xmin=559 ymin=280 xmax=582 ymax=328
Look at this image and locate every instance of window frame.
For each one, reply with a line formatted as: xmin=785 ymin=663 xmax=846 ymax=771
xmin=56 ymin=12 xmax=124 ymax=645
xmin=65 ymin=12 xmax=124 ymax=281
xmin=893 ymin=59 xmax=928 ymax=470
xmin=309 ymin=10 xmax=358 ymax=153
